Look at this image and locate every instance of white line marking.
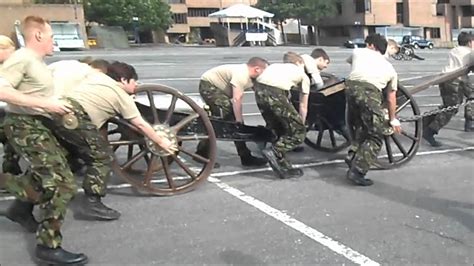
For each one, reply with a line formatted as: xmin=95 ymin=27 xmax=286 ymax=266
xmin=399 ymin=76 xmax=425 ymax=82
xmin=207 ymin=176 xmax=380 ymax=266
xmin=1 ymin=146 xmax=472 ymax=202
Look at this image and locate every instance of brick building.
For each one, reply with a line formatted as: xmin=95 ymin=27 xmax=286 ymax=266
xmin=317 ymin=0 xmax=474 ymax=46
xmin=0 ymin=0 xmax=87 ymax=47
xmin=163 ymin=0 xmax=258 ymax=43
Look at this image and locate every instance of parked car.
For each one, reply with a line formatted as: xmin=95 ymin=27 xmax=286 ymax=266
xmin=343 ymin=38 xmax=366 ymax=48
xmin=401 ymin=35 xmax=434 ymax=49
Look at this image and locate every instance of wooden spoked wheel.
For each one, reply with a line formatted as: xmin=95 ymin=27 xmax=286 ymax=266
xmin=107 ymin=84 xmax=216 ymax=195
xmin=374 ymin=85 xmax=422 ymax=169
xmin=304 ymin=72 xmax=350 ymax=152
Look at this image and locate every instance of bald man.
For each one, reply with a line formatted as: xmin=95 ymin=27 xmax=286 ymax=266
xmin=0 ymin=16 xmax=87 ymax=264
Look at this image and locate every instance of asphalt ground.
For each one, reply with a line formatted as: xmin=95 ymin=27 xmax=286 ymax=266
xmin=0 ymin=45 xmax=473 ymax=265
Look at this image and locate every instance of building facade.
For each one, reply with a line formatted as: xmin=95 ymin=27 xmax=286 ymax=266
xmin=163 ymin=0 xmax=258 ymax=43
xmin=317 ymin=0 xmax=474 ymax=46
xmin=0 ymin=0 xmax=87 ymax=47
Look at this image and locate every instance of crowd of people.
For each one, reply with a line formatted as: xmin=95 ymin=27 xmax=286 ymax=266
xmin=0 ymin=15 xmax=472 ymax=264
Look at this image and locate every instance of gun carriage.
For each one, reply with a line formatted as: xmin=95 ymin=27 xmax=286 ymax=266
xmin=1 ymin=66 xmax=470 ymax=196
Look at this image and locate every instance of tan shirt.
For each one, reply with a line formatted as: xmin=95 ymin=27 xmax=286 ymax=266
xmin=49 ymin=60 xmax=95 ymax=96
xmin=0 ymin=48 xmax=54 ymax=116
xmin=442 ymin=46 xmax=472 ymax=73
xmin=347 ymin=48 xmax=398 ymax=91
xmin=67 ymin=72 xmax=140 ymax=128
xmin=256 ymin=63 xmax=310 ymax=94
xmin=201 ymin=64 xmax=253 ymax=97
xmin=301 ymin=54 xmax=324 ymax=89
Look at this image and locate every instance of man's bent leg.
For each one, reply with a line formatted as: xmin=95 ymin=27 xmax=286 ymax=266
xmin=5 ymin=114 xmax=87 ymax=264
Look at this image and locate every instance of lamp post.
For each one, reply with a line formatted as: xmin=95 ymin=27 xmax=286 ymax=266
xmin=132 ymin=16 xmax=141 ymax=44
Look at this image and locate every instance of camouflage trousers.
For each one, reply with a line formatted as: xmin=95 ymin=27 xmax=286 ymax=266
xmin=3 ymin=113 xmax=77 ymax=248
xmin=426 ymin=78 xmax=473 ymax=133
xmin=45 ymin=97 xmax=113 ymax=197
xmin=345 ymin=80 xmax=385 ymax=175
xmin=0 ymin=111 xmax=22 ymax=174
xmin=254 ymin=82 xmax=306 ymax=159
xmin=197 ymin=80 xmax=252 ymax=157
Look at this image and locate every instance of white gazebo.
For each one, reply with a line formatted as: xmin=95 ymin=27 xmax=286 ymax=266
xmin=209 ymin=4 xmax=274 ymax=44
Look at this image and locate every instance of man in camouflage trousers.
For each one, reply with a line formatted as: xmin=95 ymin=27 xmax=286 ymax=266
xmin=0 ymin=35 xmax=22 ymax=175
xmin=0 ymin=16 xmax=88 ymax=264
xmin=197 ymin=57 xmax=269 ymax=167
xmin=254 ymin=52 xmax=310 ymax=179
xmin=345 ymin=34 xmax=401 ymax=186
xmin=422 ymin=32 xmax=474 ymax=146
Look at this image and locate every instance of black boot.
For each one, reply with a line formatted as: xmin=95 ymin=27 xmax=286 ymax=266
xmin=422 ymin=128 xmax=442 ymax=147
xmin=36 ymin=245 xmax=88 ymax=265
xmin=281 ymin=166 xmax=304 ymax=179
xmin=346 ymin=169 xmax=373 ymax=186
xmin=344 ymin=150 xmax=355 ymax=168
xmin=261 ymin=148 xmax=286 ymax=178
xmin=80 ymin=195 xmax=121 ymax=221
xmin=6 ymin=199 xmax=39 ymax=233
xmin=240 ymin=154 xmax=267 ymax=167
xmin=465 ymin=120 xmax=474 ymax=132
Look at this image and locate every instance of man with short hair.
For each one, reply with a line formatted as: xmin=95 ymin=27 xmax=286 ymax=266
xmin=254 ymin=52 xmax=310 ymax=179
xmin=345 ymin=33 xmax=401 ymax=186
xmin=0 ymin=16 xmax=88 ymax=264
xmin=422 ymin=31 xmax=474 ymax=146
xmin=301 ymin=48 xmax=331 ymax=89
xmin=197 ymin=57 xmax=269 ymax=167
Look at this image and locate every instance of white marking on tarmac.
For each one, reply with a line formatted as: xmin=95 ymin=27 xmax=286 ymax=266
xmin=207 ymin=176 xmax=380 ymax=266
xmin=1 ymin=146 xmax=472 ymax=202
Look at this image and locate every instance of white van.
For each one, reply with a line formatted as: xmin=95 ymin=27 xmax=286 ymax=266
xmin=51 ymin=22 xmax=86 ymax=50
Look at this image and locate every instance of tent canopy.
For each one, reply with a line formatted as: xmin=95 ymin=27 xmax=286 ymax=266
xmin=208 ymin=4 xmax=274 ymax=19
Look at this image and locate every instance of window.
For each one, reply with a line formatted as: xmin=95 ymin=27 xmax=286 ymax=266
xmin=354 ymin=0 xmax=365 ymax=13
xmin=172 ymin=13 xmax=187 ymax=24
xmin=188 ymin=8 xmax=219 ymax=17
xmin=461 ymin=5 xmax=474 ymax=17
xmin=428 ymin=27 xmax=441 ymax=38
xmin=396 ymin=3 xmax=404 ymax=24
xmin=166 ymin=0 xmax=186 ymax=3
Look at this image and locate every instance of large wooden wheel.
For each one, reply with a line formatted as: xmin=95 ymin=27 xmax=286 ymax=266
xmin=107 ymin=84 xmax=216 ymax=195
xmin=373 ymin=84 xmax=422 ymax=169
xmin=304 ymin=72 xmax=350 ymax=152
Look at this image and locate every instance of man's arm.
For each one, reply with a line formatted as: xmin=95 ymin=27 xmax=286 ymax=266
xmin=312 ymin=72 xmax=324 ymax=90
xmin=298 ymin=93 xmax=309 ymax=124
xmin=0 ymin=78 xmax=71 ymax=114
xmin=129 ymin=116 xmax=178 ymax=154
xmin=231 ymin=85 xmax=244 ymax=123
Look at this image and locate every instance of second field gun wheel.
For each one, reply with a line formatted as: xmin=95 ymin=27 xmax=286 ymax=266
xmin=304 ymin=72 xmax=351 ymax=152
xmin=373 ymin=84 xmax=421 ymax=169
xmin=107 ymin=84 xmax=216 ymax=196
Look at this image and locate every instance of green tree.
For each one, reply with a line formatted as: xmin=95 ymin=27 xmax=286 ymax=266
xmin=256 ymin=0 xmax=341 ymax=44
xmin=84 ymin=0 xmax=172 ymax=31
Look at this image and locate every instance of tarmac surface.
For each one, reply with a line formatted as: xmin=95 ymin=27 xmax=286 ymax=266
xmin=0 ymin=45 xmax=473 ymax=265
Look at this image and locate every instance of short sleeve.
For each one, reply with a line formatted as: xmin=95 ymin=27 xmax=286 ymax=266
xmin=114 ymin=91 xmax=141 ymax=120
xmin=0 ymin=54 xmax=28 ymax=88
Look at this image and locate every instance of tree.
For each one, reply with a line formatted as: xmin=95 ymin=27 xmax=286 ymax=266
xmin=256 ymin=0 xmax=341 ymax=45
xmin=84 ymin=0 xmax=172 ymax=31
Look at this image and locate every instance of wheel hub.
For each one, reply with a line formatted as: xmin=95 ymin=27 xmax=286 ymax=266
xmin=145 ymin=124 xmax=178 ymax=156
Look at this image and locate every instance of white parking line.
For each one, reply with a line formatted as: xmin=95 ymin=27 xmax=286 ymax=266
xmin=208 ymin=176 xmax=380 ymax=266
xmin=1 ymin=146 xmax=472 ymax=202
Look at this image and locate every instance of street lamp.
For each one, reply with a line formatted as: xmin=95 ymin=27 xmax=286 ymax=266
xmin=132 ymin=16 xmax=141 ymax=44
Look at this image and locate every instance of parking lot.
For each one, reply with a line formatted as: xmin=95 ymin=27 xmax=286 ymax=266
xmin=0 ymin=45 xmax=473 ymax=265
